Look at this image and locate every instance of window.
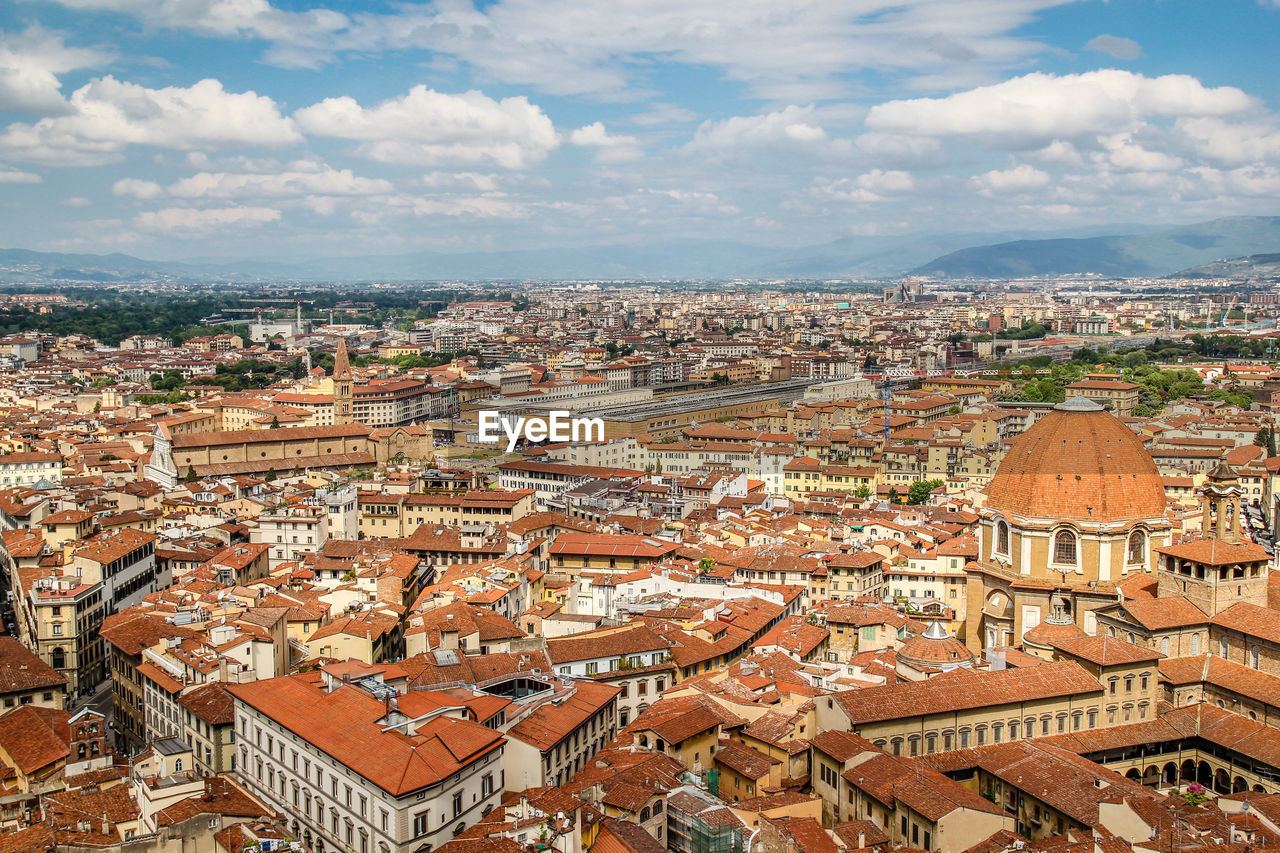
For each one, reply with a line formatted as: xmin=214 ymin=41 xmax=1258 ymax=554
xmin=452 ymin=792 xmax=463 ymax=817
xmin=1220 ymin=636 xmax=1229 ymax=658
xmin=1127 ymin=529 xmax=1146 ymax=564
xmin=1053 ymin=530 xmax=1077 ymax=565
xmin=1253 ymin=645 xmax=1261 ymax=669
xmin=995 ymin=520 xmax=1010 ymax=555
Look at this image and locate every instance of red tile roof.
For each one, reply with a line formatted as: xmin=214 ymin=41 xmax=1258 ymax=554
xmin=227 ymin=675 xmax=504 ymax=795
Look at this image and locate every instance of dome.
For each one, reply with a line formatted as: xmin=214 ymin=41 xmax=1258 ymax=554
xmin=984 ymin=396 xmax=1166 ymax=523
xmin=898 ymin=620 xmax=974 ymax=668
xmin=1021 ymin=618 xmax=1086 ymax=649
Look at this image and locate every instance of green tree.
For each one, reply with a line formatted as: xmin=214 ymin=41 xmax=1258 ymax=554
xmin=908 ymin=479 xmax=945 ymax=504
xmin=854 ymin=484 xmax=872 ymax=500
xmin=184 ymin=465 xmax=198 ymax=483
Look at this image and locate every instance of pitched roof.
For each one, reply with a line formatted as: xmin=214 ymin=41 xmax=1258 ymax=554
xmin=0 ymin=637 xmax=65 ymax=694
xmin=833 ymin=661 xmax=1102 ymax=725
xmin=1050 ymin=636 xmax=1164 ymax=666
xmin=0 ymin=706 xmax=70 ymax=774
xmin=227 ymin=675 xmax=504 ymax=795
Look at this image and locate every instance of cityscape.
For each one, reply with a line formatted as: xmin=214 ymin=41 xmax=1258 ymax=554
xmin=3 ymin=2 xmax=1280 ymax=853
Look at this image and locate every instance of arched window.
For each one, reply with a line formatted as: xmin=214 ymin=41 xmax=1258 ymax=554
xmin=996 ymin=520 xmax=1010 ymax=556
xmin=640 ymin=806 xmax=651 ymax=822
xmin=1191 ymin=633 xmax=1200 ymax=655
xmin=1220 ymin=636 xmax=1229 ymax=658
xmin=1053 ymin=530 xmax=1078 ymax=565
xmin=1127 ymin=529 xmax=1146 ymax=564
xmin=1252 ymin=645 xmax=1261 ymax=669
xmin=1161 ymin=637 xmax=1170 ymax=655
xmin=51 ymin=647 xmax=65 ymax=669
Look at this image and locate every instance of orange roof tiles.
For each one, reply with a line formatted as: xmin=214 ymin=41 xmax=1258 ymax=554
xmin=985 ymin=401 xmax=1167 ymax=523
xmin=833 ymin=661 xmax=1102 ymax=724
xmin=228 ymin=675 xmax=504 ymax=795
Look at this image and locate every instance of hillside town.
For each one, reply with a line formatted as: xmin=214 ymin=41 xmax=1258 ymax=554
xmin=3 ymin=280 xmax=1280 ymax=853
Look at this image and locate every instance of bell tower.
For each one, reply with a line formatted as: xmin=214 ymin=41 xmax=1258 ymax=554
xmin=1201 ymin=462 xmax=1243 ymax=544
xmin=333 ymin=338 xmax=354 ymax=425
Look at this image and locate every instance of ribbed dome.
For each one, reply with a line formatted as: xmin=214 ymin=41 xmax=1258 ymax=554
xmin=985 ymin=396 xmax=1166 ymax=523
xmin=1022 ymin=619 xmax=1086 ymax=649
xmin=898 ymin=620 xmax=974 ymax=667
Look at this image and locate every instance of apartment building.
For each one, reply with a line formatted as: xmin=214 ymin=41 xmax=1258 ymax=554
xmin=16 ymin=528 xmax=165 ymax=696
xmin=0 ymin=451 xmax=61 ymax=488
xmin=252 ymin=504 xmax=329 ymax=568
xmin=357 ymin=489 xmax=535 ymax=538
xmin=230 ymin=666 xmax=506 ymax=853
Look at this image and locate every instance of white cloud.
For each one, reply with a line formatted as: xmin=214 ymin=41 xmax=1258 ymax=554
xmin=1177 ymin=117 xmax=1280 ymax=166
xmin=113 ymin=178 xmax=163 ymax=198
xmin=568 ymin=122 xmax=642 ymax=163
xmin=866 ymin=70 xmax=1255 ymax=141
xmin=61 ymin=196 xmax=92 ymax=207
xmin=1 ymin=76 xmax=300 ymax=165
xmin=49 ymin=0 xmax=1069 ymax=99
xmin=295 ymin=86 xmax=557 ymax=169
xmin=0 ymin=166 xmax=42 ymax=184
xmin=165 ymin=167 xmax=392 ymax=199
xmin=135 ymin=204 xmax=281 ymax=235
xmin=1095 ymin=133 xmax=1182 ymax=172
xmin=628 ymin=103 xmax=698 ymax=127
xmin=1085 ymin=34 xmax=1141 ymax=60
xmin=972 ymin=164 xmax=1051 ymax=195
xmin=686 ymin=106 xmax=830 ymax=155
xmin=0 ymin=27 xmax=108 ymax=114
xmin=52 ymin=0 xmax=348 ymax=68
xmin=817 ymin=169 xmax=915 ymax=202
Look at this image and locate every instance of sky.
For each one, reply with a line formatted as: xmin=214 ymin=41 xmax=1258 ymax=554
xmin=1 ymin=0 xmax=1279 ymax=261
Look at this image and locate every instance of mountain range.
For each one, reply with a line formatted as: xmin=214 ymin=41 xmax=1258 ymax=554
xmin=1 ymin=216 xmax=1278 ymax=282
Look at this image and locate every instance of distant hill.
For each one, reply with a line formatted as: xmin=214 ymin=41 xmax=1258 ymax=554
xmin=3 ymin=216 xmax=1278 ymax=282
xmin=911 ymin=216 xmax=1280 ymax=278
xmin=1172 ymin=253 xmax=1280 ymax=279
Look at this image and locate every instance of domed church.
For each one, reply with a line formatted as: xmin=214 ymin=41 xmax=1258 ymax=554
xmin=964 ymin=396 xmax=1173 ymax=651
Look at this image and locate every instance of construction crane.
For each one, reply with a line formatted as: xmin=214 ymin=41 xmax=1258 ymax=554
xmin=876 ymin=373 xmax=915 ymax=445
xmin=1219 ymin=294 xmax=1239 ymax=328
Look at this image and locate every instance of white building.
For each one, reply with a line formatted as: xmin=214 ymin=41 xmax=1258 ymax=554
xmin=252 ymin=504 xmax=329 ymax=568
xmin=230 ymin=665 xmax=506 ymax=853
xmin=0 ymin=451 xmax=61 ymax=488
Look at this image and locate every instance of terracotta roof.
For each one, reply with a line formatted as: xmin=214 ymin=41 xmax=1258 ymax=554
xmin=1157 ymin=539 xmax=1271 ymax=566
xmin=1115 ymin=596 xmax=1209 ymax=631
xmin=834 ymin=661 xmax=1102 ymax=724
xmin=172 ymin=422 xmax=371 ymax=447
xmin=714 ymin=738 xmax=780 ymax=779
xmin=1212 ymin=602 xmax=1280 ymax=644
xmin=507 ymin=681 xmax=620 ymax=751
xmin=0 ymin=706 xmax=69 ymax=774
xmin=1050 ymin=635 xmax=1164 ymax=666
xmin=1160 ymin=654 xmax=1280 ymax=708
xmin=177 ymin=681 xmax=235 ymax=726
xmin=592 ymin=817 xmax=667 ymax=853
xmin=0 ymin=637 xmax=65 ymax=694
xmin=984 ymin=400 xmax=1166 ymax=522
xmin=227 ymin=675 xmax=504 ymax=795
xmin=924 ymin=739 xmax=1157 ymax=826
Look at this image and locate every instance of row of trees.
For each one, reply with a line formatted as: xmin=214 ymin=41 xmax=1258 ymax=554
xmin=996 ymin=338 xmax=1256 ymax=415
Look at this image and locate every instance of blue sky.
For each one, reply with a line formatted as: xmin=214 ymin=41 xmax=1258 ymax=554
xmin=1 ymin=0 xmax=1278 ymax=261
